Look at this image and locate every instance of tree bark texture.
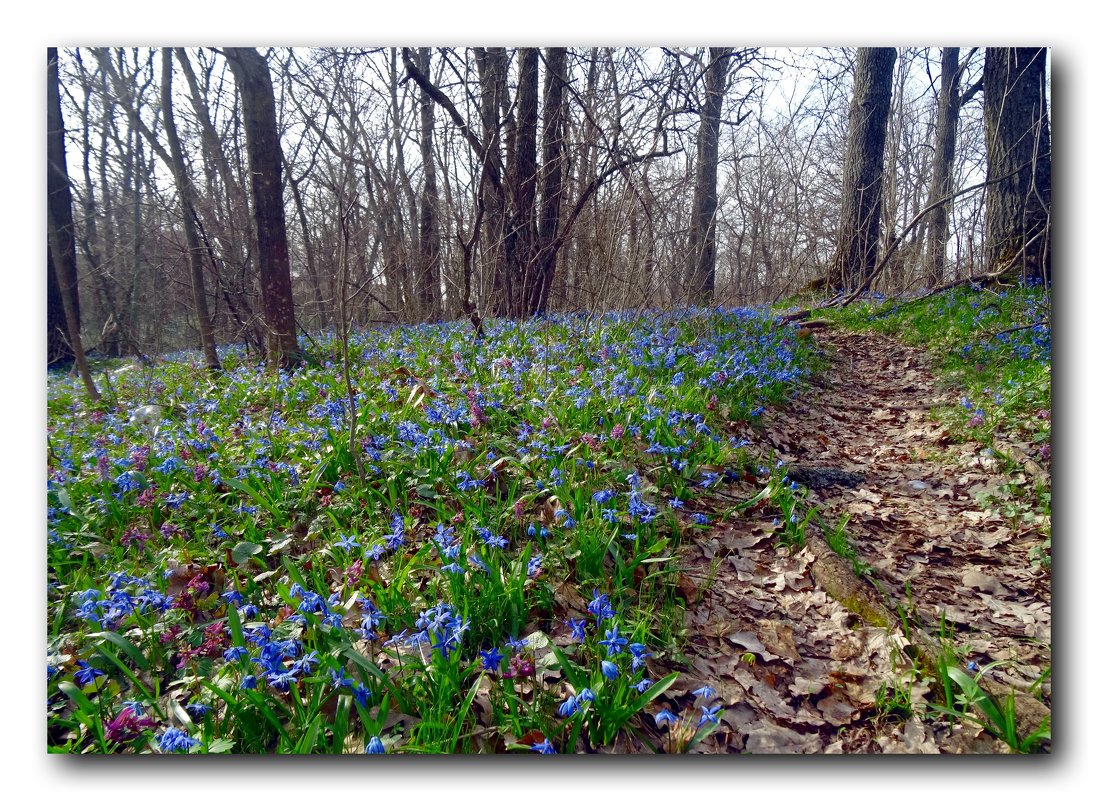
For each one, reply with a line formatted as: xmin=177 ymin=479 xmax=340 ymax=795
xmin=160 ymin=48 xmax=221 ymax=370
xmin=983 ymin=47 xmax=1051 ymax=282
xmin=531 ymin=47 xmax=568 ymax=315
xmin=473 ymin=47 xmax=507 ymax=315
xmin=416 ymin=47 xmax=441 ymax=319
xmin=925 ymin=48 xmax=961 ymax=286
xmin=686 ymin=47 xmax=734 ymax=305
xmin=48 ymin=48 xmax=99 ymax=397
xmin=506 ymin=47 xmax=540 ymax=317
xmin=47 ymin=244 xmax=73 ymax=366
xmin=224 ymin=47 xmax=302 ymax=367
xmin=830 ymin=47 xmax=897 ymax=291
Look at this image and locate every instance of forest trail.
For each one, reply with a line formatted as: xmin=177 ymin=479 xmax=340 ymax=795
xmin=664 ymin=324 xmax=1051 ymax=754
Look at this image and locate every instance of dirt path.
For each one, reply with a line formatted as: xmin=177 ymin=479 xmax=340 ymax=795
xmin=662 ymin=325 xmax=1051 ymax=753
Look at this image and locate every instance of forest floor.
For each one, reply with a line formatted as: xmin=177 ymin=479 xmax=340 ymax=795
xmin=662 ymin=324 xmax=1051 ymax=754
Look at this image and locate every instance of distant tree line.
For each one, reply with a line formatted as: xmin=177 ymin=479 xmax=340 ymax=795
xmin=47 ymin=46 xmax=1051 ymax=371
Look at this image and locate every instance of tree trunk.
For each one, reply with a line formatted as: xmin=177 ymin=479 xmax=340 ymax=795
xmin=983 ymin=47 xmax=1051 ymax=282
xmin=160 ymin=48 xmax=221 ymax=370
xmin=507 ymin=48 xmax=540 ymax=317
xmin=176 ymin=48 xmax=259 ymax=346
xmin=686 ymin=47 xmax=734 ymax=305
xmin=830 ymin=47 xmax=897 ymax=291
xmin=286 ymin=167 xmax=328 ymax=330
xmin=416 ymin=47 xmax=441 ymax=320
xmin=925 ymin=48 xmax=962 ymax=286
xmin=223 ymin=47 xmax=303 ymax=367
xmin=47 ymin=48 xmax=99 ymax=398
xmin=530 ymin=47 xmax=568 ymax=315
xmin=47 ymin=244 xmax=73 ymax=366
xmin=474 ymin=47 xmax=507 ymax=315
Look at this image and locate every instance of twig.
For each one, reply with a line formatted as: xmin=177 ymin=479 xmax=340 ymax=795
xmin=974 ymin=321 xmax=1046 ymax=341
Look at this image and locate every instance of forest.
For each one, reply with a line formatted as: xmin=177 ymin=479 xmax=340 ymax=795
xmin=46 ymin=46 xmax=1051 ymax=756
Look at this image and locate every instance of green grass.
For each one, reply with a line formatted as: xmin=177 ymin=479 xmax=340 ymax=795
xmin=47 ymin=306 xmax=816 ymax=754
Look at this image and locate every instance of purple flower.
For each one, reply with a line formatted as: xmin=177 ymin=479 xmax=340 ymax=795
xmin=530 ymin=738 xmax=556 ymax=754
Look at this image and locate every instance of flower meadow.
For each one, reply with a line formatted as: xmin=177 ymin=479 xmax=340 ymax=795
xmin=47 ymin=307 xmax=817 ymax=754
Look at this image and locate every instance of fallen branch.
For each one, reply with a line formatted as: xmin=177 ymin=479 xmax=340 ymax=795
xmin=804 ymin=528 xmax=1050 ymax=744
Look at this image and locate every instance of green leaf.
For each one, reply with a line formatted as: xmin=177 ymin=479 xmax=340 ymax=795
xmin=621 ymin=672 xmax=679 ymax=719
xmin=230 ymin=541 xmax=264 ymax=566
xmin=226 ymin=603 xmax=246 ymax=649
xmin=331 ymin=695 xmax=352 ymax=755
xmin=206 ymin=738 xmax=235 ymax=754
xmin=92 ymin=644 xmax=156 ymax=704
xmin=58 ymin=681 xmax=97 ymax=718
xmin=88 ymin=630 xmax=149 ymax=671
xmin=222 ymin=476 xmax=282 ymax=520
xmin=294 ymin=714 xmax=324 ymax=754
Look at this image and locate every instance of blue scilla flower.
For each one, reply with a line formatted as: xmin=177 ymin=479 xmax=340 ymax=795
xmin=155 ymin=456 xmax=184 ymax=475
xmin=115 ymin=471 xmax=142 ymax=493
xmin=567 ymin=618 xmax=586 ymax=642
xmin=530 ymin=738 xmax=555 ymax=754
xmin=654 ymin=709 xmax=678 ymax=727
xmin=73 ymin=660 xmax=104 ymax=687
xmin=698 ymin=705 xmax=721 ymax=727
xmin=599 ymin=625 xmax=628 ymax=656
xmin=587 ymin=592 xmax=615 ymax=623
xmin=224 ymin=646 xmax=248 ymax=664
xmin=558 ymin=695 xmax=581 ymax=718
xmin=156 ymin=727 xmax=198 ymax=753
xmin=365 ymin=736 xmax=386 ymax=754
xmin=480 ymin=648 xmax=504 ymax=671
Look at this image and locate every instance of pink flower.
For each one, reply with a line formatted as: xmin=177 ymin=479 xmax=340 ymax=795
xmin=105 ymin=707 xmax=157 ymax=745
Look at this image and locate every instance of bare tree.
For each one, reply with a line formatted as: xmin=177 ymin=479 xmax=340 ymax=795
xmin=915 ymin=47 xmax=983 ymax=286
xmin=685 ymin=48 xmax=734 ymax=304
xmin=48 ymin=48 xmax=99 ymax=398
xmin=983 ymin=47 xmax=1051 ymax=282
xmin=223 ymin=47 xmax=303 ymax=367
xmin=414 ymin=48 xmax=442 ymax=319
xmin=830 ymin=47 xmax=897 ymax=291
xmin=160 ymin=49 xmax=221 ymax=369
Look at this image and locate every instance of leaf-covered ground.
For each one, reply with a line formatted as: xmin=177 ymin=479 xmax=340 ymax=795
xmin=664 ymin=320 xmax=1051 ymax=753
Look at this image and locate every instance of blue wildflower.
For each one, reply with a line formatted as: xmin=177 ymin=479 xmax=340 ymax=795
xmin=530 ymin=738 xmax=555 ymax=754
xmin=156 ymin=727 xmax=198 ymax=753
